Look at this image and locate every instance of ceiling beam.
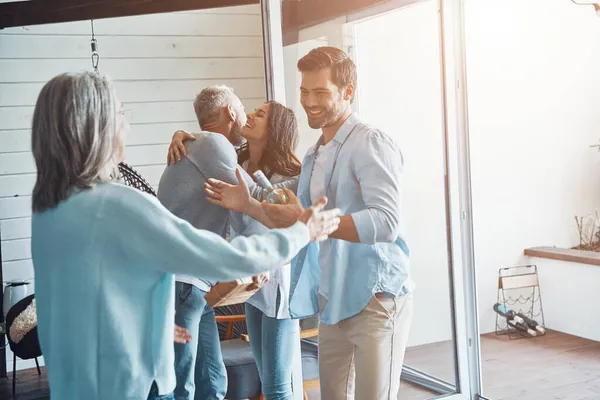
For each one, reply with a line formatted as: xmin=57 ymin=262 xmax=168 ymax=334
xmin=281 ymin=0 xmax=299 ymax=46
xmin=282 ymin=0 xmax=390 ymax=33
xmin=281 ymin=0 xmax=421 ymax=46
xmin=0 ymin=0 xmax=259 ymax=29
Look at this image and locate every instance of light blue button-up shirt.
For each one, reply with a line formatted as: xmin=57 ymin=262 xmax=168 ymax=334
xmin=288 ymin=113 xmax=414 ymax=325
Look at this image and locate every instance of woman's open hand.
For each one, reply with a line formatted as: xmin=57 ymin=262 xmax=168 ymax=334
xmin=174 ymin=324 xmax=192 ymax=344
xmin=248 ymin=273 xmax=269 ymax=291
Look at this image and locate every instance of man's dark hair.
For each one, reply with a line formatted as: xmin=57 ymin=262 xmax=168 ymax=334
xmin=297 ymin=46 xmax=357 ymax=101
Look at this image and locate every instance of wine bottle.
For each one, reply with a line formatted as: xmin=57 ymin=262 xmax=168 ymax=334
xmin=253 ymin=170 xmax=289 ymax=204
xmin=493 ymin=303 xmax=525 ymax=324
xmin=517 ymin=312 xmax=545 ymax=334
xmin=507 ymin=318 xmax=537 ymax=336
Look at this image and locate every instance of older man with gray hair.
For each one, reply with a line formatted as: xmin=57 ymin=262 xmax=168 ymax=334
xmin=157 ymin=85 xmax=260 ymax=400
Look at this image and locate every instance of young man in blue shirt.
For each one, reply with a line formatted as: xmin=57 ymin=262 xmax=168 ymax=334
xmin=259 ymin=46 xmax=415 ymax=400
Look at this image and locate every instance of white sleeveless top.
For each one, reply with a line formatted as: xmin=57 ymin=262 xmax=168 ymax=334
xmin=239 ymin=161 xmax=297 ymax=319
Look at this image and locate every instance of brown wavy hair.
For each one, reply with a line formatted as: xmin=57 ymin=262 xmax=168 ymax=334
xmin=237 ymin=101 xmax=302 ymax=179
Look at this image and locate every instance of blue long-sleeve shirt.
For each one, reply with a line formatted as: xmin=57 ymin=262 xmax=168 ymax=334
xmin=288 ymin=113 xmax=414 ymax=324
xmin=31 ymin=181 xmax=310 ymax=400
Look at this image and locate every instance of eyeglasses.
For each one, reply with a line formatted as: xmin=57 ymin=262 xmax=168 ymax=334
xmin=118 ymin=108 xmax=132 ymax=119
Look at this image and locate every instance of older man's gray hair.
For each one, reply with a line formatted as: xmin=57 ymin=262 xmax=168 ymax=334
xmin=193 ymin=85 xmax=239 ymax=128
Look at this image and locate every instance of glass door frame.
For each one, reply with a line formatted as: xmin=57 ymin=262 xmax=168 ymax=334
xmin=438 ymin=0 xmax=484 ymax=398
xmin=260 ymin=0 xmax=484 ymax=398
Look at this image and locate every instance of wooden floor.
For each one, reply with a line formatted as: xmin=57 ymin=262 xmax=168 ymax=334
xmin=479 ymin=329 xmax=600 ymax=400
xmin=397 ymin=329 xmax=600 ymax=400
xmin=2 ymin=330 xmax=599 ymax=400
xmin=0 ymin=366 xmax=49 ymax=400
xmin=308 ymin=329 xmax=600 ymax=400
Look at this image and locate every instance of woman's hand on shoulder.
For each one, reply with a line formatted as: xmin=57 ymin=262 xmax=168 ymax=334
xmin=167 ymin=130 xmax=196 ymax=165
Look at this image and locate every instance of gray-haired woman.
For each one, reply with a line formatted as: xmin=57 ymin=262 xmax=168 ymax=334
xmin=29 ymin=71 xmax=340 ymax=400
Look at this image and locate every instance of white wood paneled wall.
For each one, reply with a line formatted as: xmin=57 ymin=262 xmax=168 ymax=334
xmin=0 ymin=4 xmax=266 ymax=370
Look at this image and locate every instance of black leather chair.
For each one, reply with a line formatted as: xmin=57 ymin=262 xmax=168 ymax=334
xmin=6 ymin=294 xmax=42 ymax=396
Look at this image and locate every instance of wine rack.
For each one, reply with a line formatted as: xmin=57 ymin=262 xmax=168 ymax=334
xmin=495 ymin=265 xmax=546 ymax=340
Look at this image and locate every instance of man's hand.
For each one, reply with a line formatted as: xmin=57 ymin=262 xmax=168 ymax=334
xmin=297 ymin=196 xmax=341 ymax=242
xmin=167 ymin=130 xmax=196 ymax=165
xmin=248 ymin=273 xmax=269 ymax=291
xmin=174 ymin=324 xmax=192 ymax=344
xmin=204 ymin=168 xmax=251 ymax=213
xmin=260 ymin=189 xmax=304 ymax=228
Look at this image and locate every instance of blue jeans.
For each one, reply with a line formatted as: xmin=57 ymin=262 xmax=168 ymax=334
xmin=245 ymin=302 xmax=300 ymax=400
xmin=174 ymin=282 xmax=227 ymax=400
xmin=147 ymin=382 xmax=174 ymax=400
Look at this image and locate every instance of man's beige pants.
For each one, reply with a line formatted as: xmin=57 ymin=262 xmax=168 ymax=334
xmin=318 ymin=294 xmax=414 ymax=400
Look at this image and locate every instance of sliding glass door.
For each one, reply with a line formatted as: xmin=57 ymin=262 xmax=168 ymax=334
xmin=260 ymin=0 xmax=482 ymax=399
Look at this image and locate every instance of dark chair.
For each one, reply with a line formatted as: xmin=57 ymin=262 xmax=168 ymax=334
xmin=6 ymin=294 xmax=42 ymax=396
xmin=118 ymin=162 xmax=156 ymax=196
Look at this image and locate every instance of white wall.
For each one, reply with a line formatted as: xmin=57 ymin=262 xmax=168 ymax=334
xmin=0 ymin=4 xmax=266 ymax=371
xmin=531 ymin=258 xmax=600 ymax=341
xmin=465 ymin=0 xmax=600 ymax=334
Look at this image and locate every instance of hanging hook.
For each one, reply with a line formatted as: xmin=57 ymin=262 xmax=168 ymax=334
xmin=90 ymin=20 xmax=100 ymax=73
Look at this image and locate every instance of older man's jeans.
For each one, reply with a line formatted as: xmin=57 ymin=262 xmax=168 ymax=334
xmin=173 ymin=282 xmax=227 ymax=400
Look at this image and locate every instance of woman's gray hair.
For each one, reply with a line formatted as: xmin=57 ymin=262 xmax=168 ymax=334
xmin=31 ymin=71 xmax=123 ymax=212
xmin=193 ymin=84 xmax=237 ymax=128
